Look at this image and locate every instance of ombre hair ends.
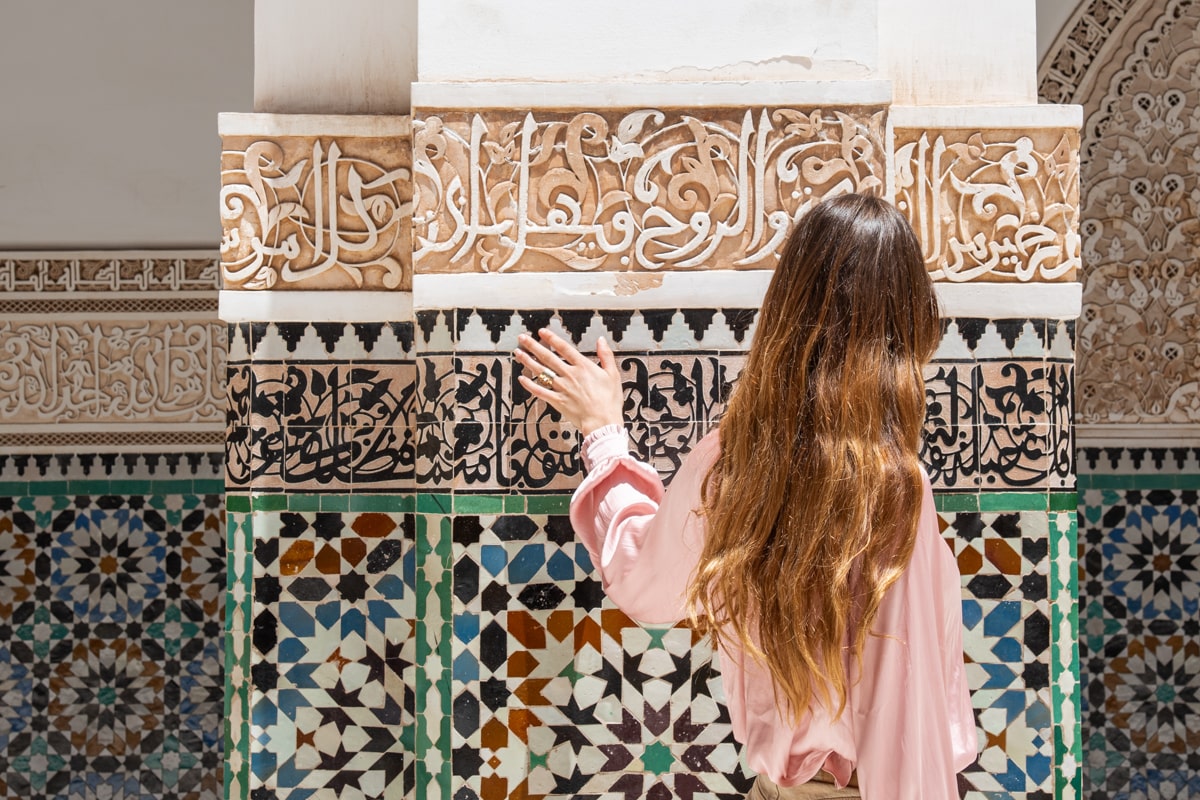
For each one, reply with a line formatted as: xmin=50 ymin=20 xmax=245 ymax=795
xmin=687 ymin=193 xmax=942 ymax=722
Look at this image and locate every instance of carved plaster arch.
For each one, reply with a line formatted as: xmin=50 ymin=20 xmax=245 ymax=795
xmin=1041 ymin=0 xmax=1200 ymax=425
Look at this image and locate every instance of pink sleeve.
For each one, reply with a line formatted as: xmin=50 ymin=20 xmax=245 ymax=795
xmin=568 ymin=426 xmax=718 ymax=624
xmin=850 ymin=475 xmax=978 ymax=799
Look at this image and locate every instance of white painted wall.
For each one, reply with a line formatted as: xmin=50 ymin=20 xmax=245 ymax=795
xmin=417 ymin=0 xmax=878 ymax=83
xmin=878 ymin=0 xmax=1039 ymax=105
xmin=0 ymin=0 xmax=253 ymax=249
xmin=255 ymin=0 xmax=418 ymax=114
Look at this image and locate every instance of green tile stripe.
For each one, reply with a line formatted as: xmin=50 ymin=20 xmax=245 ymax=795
xmin=1077 ymin=472 xmax=1200 ymax=490
xmin=0 ymin=489 xmax=1051 ymax=516
xmin=1049 ymin=510 xmax=1082 ymax=797
xmin=3 ymin=479 xmax=225 ymax=496
xmin=414 ymin=514 xmax=453 ymax=800
xmin=223 ymin=511 xmax=253 ymax=800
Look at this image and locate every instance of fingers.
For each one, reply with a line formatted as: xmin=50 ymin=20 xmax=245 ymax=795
xmin=538 ymin=329 xmax=588 ymax=367
xmin=517 ymin=332 xmax=570 ymax=376
xmin=596 ymin=337 xmax=619 ymax=378
xmin=512 ymin=346 xmax=547 ymax=378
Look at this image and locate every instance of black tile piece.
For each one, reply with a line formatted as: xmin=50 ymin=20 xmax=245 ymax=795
xmin=641 ymin=310 xmax=674 ymax=342
xmin=478 ymin=620 xmax=507 ymax=672
xmin=517 ymin=310 xmax=553 ymax=336
xmin=723 ymin=308 xmax=757 ymax=342
xmin=352 ymin=322 xmax=383 ymax=353
xmin=275 ymin=322 xmax=309 ymax=353
xmin=285 ymin=575 xmax=333 ymax=599
xmin=559 ymin=310 xmax=594 ymax=344
xmin=599 ymin=310 xmax=635 ymax=343
xmin=680 ymin=309 xmax=716 ymax=341
xmin=517 ymin=583 xmax=567 ymax=610
xmin=477 ymin=310 xmax=515 ymax=344
xmin=955 ymin=318 xmax=987 ymax=350
xmin=490 ymin=515 xmax=537 ymax=542
xmin=390 ymin=321 xmax=415 ymax=352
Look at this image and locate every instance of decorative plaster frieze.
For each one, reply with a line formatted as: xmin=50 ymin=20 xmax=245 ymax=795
xmin=0 ymin=252 xmax=219 ymax=292
xmin=219 ymin=114 xmax=413 ymax=291
xmin=411 ymin=105 xmax=888 ymax=274
xmin=893 ymin=126 xmax=1082 ymax=283
xmin=0 ymin=320 xmax=225 ymax=426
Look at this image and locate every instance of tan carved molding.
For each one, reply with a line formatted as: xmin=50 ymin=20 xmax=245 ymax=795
xmin=0 ymin=320 xmax=225 ymax=426
xmin=893 ymin=127 xmax=1081 ymax=283
xmin=1074 ymin=0 xmax=1200 ymax=424
xmin=412 ymin=106 xmax=888 ymax=274
xmin=220 ymin=115 xmax=413 ymax=291
xmin=0 ymin=252 xmax=219 ymax=293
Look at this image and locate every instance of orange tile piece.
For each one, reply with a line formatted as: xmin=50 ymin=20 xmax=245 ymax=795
xmin=480 ymin=775 xmax=507 ymax=800
xmin=281 ymin=540 xmax=315 ymax=575
xmin=352 ymin=512 xmax=397 ymax=538
xmin=574 ymin=616 xmax=601 ymax=652
xmin=547 ymin=609 xmax=574 ymax=642
xmin=514 ymin=678 xmax=551 ymax=706
xmin=507 ymin=651 xmax=540 ymax=678
xmin=342 ymin=537 xmax=367 ymax=567
xmin=958 ymin=544 xmax=983 ymax=576
xmin=316 ymin=543 xmax=341 ymax=574
xmin=984 ymin=539 xmax=1021 ymax=574
xmin=507 ymin=610 xmax=546 ymax=649
xmin=602 ymin=608 xmax=633 ymax=642
xmin=480 ymin=717 xmax=509 ymax=749
xmin=507 ymin=708 xmax=541 ymax=743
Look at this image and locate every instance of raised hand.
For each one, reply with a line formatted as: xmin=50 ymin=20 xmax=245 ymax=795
xmin=513 ymin=329 xmax=624 ymax=436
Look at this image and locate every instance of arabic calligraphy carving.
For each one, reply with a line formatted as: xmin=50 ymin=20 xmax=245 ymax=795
xmin=0 ymin=254 xmax=220 ymax=292
xmin=894 ymin=128 xmax=1081 ymax=282
xmin=1074 ymin=0 xmax=1200 ymax=424
xmin=0 ymin=321 xmax=224 ymax=424
xmin=412 ymin=106 xmax=887 ymax=273
xmin=221 ymin=134 xmax=413 ymax=290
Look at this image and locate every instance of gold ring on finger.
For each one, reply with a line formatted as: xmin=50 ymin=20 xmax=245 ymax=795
xmin=534 ymin=370 xmax=557 ymax=389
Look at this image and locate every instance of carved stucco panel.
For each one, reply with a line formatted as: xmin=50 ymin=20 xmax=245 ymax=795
xmin=893 ymin=127 xmax=1082 ymax=283
xmin=220 ymin=133 xmax=412 ymax=290
xmin=1075 ymin=0 xmax=1200 ymax=423
xmin=0 ymin=320 xmax=225 ymax=425
xmin=0 ymin=255 xmax=219 ymax=292
xmin=411 ymin=106 xmax=888 ymax=273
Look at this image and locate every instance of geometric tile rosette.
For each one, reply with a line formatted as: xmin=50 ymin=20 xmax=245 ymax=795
xmin=1079 ymin=484 xmax=1200 ymax=799
xmin=446 ymin=511 xmax=753 ymax=800
xmin=0 ymin=491 xmax=224 ymax=800
xmin=243 ymin=509 xmax=415 ymax=800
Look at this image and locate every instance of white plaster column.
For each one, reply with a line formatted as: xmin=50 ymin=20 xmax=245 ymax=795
xmin=254 ymin=0 xmax=419 ymax=114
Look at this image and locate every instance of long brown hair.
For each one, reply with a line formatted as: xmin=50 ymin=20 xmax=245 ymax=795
xmin=688 ymin=193 xmax=941 ymax=721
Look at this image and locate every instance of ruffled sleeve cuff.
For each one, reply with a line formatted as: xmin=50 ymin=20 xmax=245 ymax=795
xmin=581 ymin=424 xmax=630 ymax=472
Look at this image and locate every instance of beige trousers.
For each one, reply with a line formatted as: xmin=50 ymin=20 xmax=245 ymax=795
xmin=745 ymin=774 xmax=862 ymax=800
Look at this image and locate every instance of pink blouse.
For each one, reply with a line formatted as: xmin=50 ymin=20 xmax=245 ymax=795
xmin=569 ymin=426 xmax=977 ymax=799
